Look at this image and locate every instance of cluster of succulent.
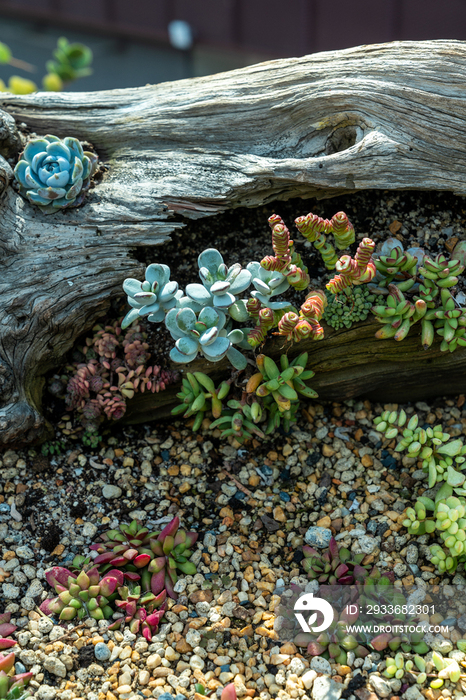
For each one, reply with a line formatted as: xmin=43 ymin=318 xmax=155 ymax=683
xmin=39 ymin=564 xmax=167 ymax=641
xmin=383 ymin=653 xmax=428 ymax=683
xmin=14 ymin=135 xmax=98 ymax=213
xmin=89 ymin=516 xmax=198 ymax=599
xmin=247 ymin=353 xmax=317 ymax=435
xmin=326 ymin=238 xmax=376 ymax=294
xmin=302 ymin=537 xmax=373 ymax=584
xmin=38 ymin=517 xmax=198 ymax=641
xmin=371 ymin=238 xmax=425 ymax=293
xmin=259 ymin=214 xmax=310 ymax=290
xmin=0 ymin=646 xmax=32 ymax=700
xmin=368 ymin=238 xmax=466 ymax=352
xmin=323 ymin=285 xmax=376 ymax=330
xmin=49 ymin=320 xmax=177 ymax=430
xmin=371 ymin=285 xmax=428 ymax=342
xmin=404 ymin=486 xmax=466 ymax=574
xmin=121 ymin=211 xmax=369 ymax=373
xmin=373 ymin=409 xmax=466 ymax=489
xmin=40 ymin=566 xmax=121 ymax=621
xmin=0 ymin=36 xmax=92 ymax=94
xmin=172 ymin=352 xmax=317 ymax=440
xmin=294 ymin=210 xmax=355 ymax=269
xmin=275 ymin=291 xmax=327 ymax=343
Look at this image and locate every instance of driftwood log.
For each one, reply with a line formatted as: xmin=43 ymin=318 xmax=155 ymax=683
xmin=1 ymin=39 xmax=466 ymax=446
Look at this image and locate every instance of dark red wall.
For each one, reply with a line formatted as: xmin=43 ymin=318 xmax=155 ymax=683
xmin=0 ymin=0 xmax=465 ymax=57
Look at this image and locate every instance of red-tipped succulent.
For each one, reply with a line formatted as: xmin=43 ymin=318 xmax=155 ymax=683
xmin=91 ymin=516 xmax=199 ymax=599
xmin=109 ymin=582 xmax=166 ymax=641
xmin=39 ymin=566 xmax=121 ymax=621
xmin=0 ymin=648 xmax=32 ymax=699
xmin=0 ymin=614 xmax=17 ymax=651
xmin=302 ymin=537 xmax=370 ymax=585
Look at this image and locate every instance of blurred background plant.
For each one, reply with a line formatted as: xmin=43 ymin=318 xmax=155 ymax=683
xmin=0 ymin=36 xmax=92 ymax=93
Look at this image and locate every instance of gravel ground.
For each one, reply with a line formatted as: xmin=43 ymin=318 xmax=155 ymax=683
xmin=3 ymin=395 xmax=466 ymax=700
xmin=3 ymin=188 xmax=466 ymax=700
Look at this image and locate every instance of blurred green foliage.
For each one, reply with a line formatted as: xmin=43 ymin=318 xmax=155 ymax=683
xmin=0 ymin=36 xmax=93 ymax=94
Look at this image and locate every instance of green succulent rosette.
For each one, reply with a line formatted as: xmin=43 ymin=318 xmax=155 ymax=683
xmin=14 ymin=134 xmax=98 ymax=213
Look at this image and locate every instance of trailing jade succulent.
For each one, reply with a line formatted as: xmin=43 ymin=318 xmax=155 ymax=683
xmin=14 ymin=134 xmax=98 ymax=213
xmin=90 ymin=517 xmax=198 ymax=599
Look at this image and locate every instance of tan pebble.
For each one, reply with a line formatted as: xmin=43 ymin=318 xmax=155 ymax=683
xmin=138 ymin=670 xmax=150 ymax=685
xmin=188 ymin=617 xmax=208 ymax=630
xmin=153 ymin=668 xmax=171 ymax=677
xmin=273 ymin=506 xmax=287 ymax=523
xmin=189 ymin=590 xmax=213 ymax=604
xmin=316 ymin=515 xmax=331 ymax=528
xmin=119 ymin=647 xmax=131 ymax=660
xmin=336 ymin=665 xmax=351 ymax=675
xmin=248 ymin=474 xmax=260 ymax=487
xmin=282 ymin=444 xmax=293 ymax=457
xmin=271 ymin=654 xmax=289 ymax=664
xmin=322 ymin=445 xmax=335 ymax=457
xmin=219 ymin=506 xmax=234 ymax=518
xmin=239 ymin=625 xmax=254 ymax=637
xmin=167 ymin=465 xmax=179 ymax=476
xmin=146 ymin=653 xmax=162 ymax=669
xmin=116 ymin=686 xmax=132 ymax=695
xmin=430 ymin=613 xmax=444 ymax=625
xmin=244 ymin=566 xmax=255 ymax=583
xmin=179 ymin=482 xmax=191 ymax=493
xmin=280 ymin=643 xmax=297 ymax=654
xmin=106 ymin=693 xmax=118 ymax=700
xmin=2 ymin=551 xmax=15 ymax=561
xmin=131 ymin=651 xmax=140 ymax=661
xmin=52 ymin=641 xmax=64 ymax=652
xmin=122 ymin=457 xmax=134 ymax=467
xmin=74 ymin=638 xmax=86 ymax=650
xmin=92 ymin=636 xmax=105 ymax=645
xmin=210 ymin=561 xmax=219 ymax=573
xmin=176 ymin=638 xmax=193 ymax=653
xmin=118 ymin=672 xmax=132 ymax=686
xmin=255 ymin=627 xmax=279 ymax=639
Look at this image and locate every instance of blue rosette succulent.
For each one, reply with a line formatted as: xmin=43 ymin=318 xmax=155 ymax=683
xmin=14 ymin=134 xmax=98 ymax=213
xmin=122 ymin=264 xmax=183 ymax=329
xmin=185 ymin=249 xmax=252 ymax=320
xmin=247 ymin=261 xmax=291 ymax=309
xmin=165 ymin=305 xmax=247 ymax=369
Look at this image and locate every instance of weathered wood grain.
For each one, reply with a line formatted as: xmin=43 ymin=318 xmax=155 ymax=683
xmin=0 ymin=39 xmax=466 ymax=445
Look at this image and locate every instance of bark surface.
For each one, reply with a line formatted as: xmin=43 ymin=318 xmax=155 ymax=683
xmin=0 ymin=39 xmax=465 ymax=445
